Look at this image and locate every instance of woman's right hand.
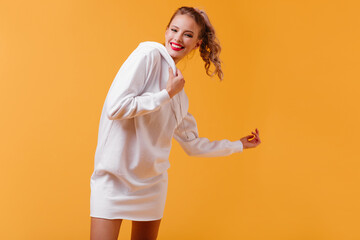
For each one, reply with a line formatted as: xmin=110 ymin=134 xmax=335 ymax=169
xmin=166 ymin=67 xmax=185 ymax=98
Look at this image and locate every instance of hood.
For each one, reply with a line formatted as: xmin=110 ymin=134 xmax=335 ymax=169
xmin=138 ymin=41 xmax=187 ymax=128
xmin=138 ymin=41 xmax=177 ymax=75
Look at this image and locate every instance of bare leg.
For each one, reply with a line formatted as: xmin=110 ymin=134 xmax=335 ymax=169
xmin=131 ymin=219 xmax=162 ymax=240
xmin=90 ymin=217 xmax=123 ymax=240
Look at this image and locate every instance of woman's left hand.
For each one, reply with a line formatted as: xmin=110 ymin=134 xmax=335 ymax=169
xmin=240 ymin=128 xmax=261 ymax=149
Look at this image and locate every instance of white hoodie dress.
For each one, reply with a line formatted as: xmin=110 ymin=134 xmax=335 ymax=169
xmin=90 ymin=41 xmax=243 ymax=221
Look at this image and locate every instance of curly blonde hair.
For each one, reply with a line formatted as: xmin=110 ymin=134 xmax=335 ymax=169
xmin=166 ymin=6 xmax=224 ymax=80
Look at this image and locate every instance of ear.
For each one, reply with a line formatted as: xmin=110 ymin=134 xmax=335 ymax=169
xmin=194 ymin=39 xmax=202 ymax=49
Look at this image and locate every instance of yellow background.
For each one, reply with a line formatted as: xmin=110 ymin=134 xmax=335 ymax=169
xmin=1 ymin=0 xmax=359 ymax=239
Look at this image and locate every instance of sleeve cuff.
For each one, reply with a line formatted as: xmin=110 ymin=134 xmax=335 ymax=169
xmin=155 ymin=89 xmax=171 ymax=106
xmin=234 ymin=140 xmax=243 ymax=152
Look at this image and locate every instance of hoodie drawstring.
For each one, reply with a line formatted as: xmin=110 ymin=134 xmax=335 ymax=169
xmin=170 ymin=92 xmax=189 ymax=140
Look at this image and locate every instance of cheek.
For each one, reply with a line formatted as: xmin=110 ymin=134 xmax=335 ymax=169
xmin=165 ymin=31 xmax=172 ymax=40
xmin=184 ymin=39 xmax=196 ymax=48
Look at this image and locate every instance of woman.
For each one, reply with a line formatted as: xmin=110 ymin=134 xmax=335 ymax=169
xmin=90 ymin=6 xmax=261 ymax=240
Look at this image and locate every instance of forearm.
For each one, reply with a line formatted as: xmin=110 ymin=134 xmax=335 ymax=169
xmin=106 ymin=89 xmax=171 ymax=120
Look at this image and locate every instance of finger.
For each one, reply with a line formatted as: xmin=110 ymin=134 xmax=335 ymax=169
xmin=169 ymin=67 xmax=174 ymax=77
xmin=252 ymin=134 xmax=259 ymax=141
xmin=176 ymin=68 xmax=183 ymax=78
xmin=247 ymin=135 xmax=255 ymax=140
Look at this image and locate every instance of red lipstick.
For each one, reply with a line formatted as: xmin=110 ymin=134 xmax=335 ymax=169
xmin=170 ymin=42 xmax=184 ymax=51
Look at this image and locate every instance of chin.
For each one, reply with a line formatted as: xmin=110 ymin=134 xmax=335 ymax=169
xmin=166 ymin=48 xmax=178 ymax=58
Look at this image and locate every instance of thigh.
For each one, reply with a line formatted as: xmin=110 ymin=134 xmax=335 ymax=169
xmin=90 ymin=217 xmax=123 ymax=240
xmin=131 ymin=219 xmax=162 ymax=240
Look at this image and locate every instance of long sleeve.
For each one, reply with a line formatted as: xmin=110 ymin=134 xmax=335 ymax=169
xmin=105 ymin=49 xmax=171 ymax=120
xmin=173 ymin=112 xmax=243 ymax=157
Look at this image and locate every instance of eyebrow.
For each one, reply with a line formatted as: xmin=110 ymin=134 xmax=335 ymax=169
xmin=170 ymin=25 xmax=194 ymax=34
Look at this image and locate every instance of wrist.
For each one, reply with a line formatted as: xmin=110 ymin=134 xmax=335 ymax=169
xmin=166 ymin=88 xmax=173 ymax=98
xmin=240 ymin=139 xmax=246 ymax=149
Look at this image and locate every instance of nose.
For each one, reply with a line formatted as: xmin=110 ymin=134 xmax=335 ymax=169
xmin=174 ymin=32 xmax=183 ymax=43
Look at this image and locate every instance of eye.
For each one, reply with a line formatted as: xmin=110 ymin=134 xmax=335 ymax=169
xmin=185 ymin=34 xmax=193 ymax=38
xmin=171 ymin=28 xmax=177 ymax=32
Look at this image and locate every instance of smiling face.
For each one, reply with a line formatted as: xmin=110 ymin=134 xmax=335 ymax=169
xmin=165 ymin=14 xmax=202 ymax=64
